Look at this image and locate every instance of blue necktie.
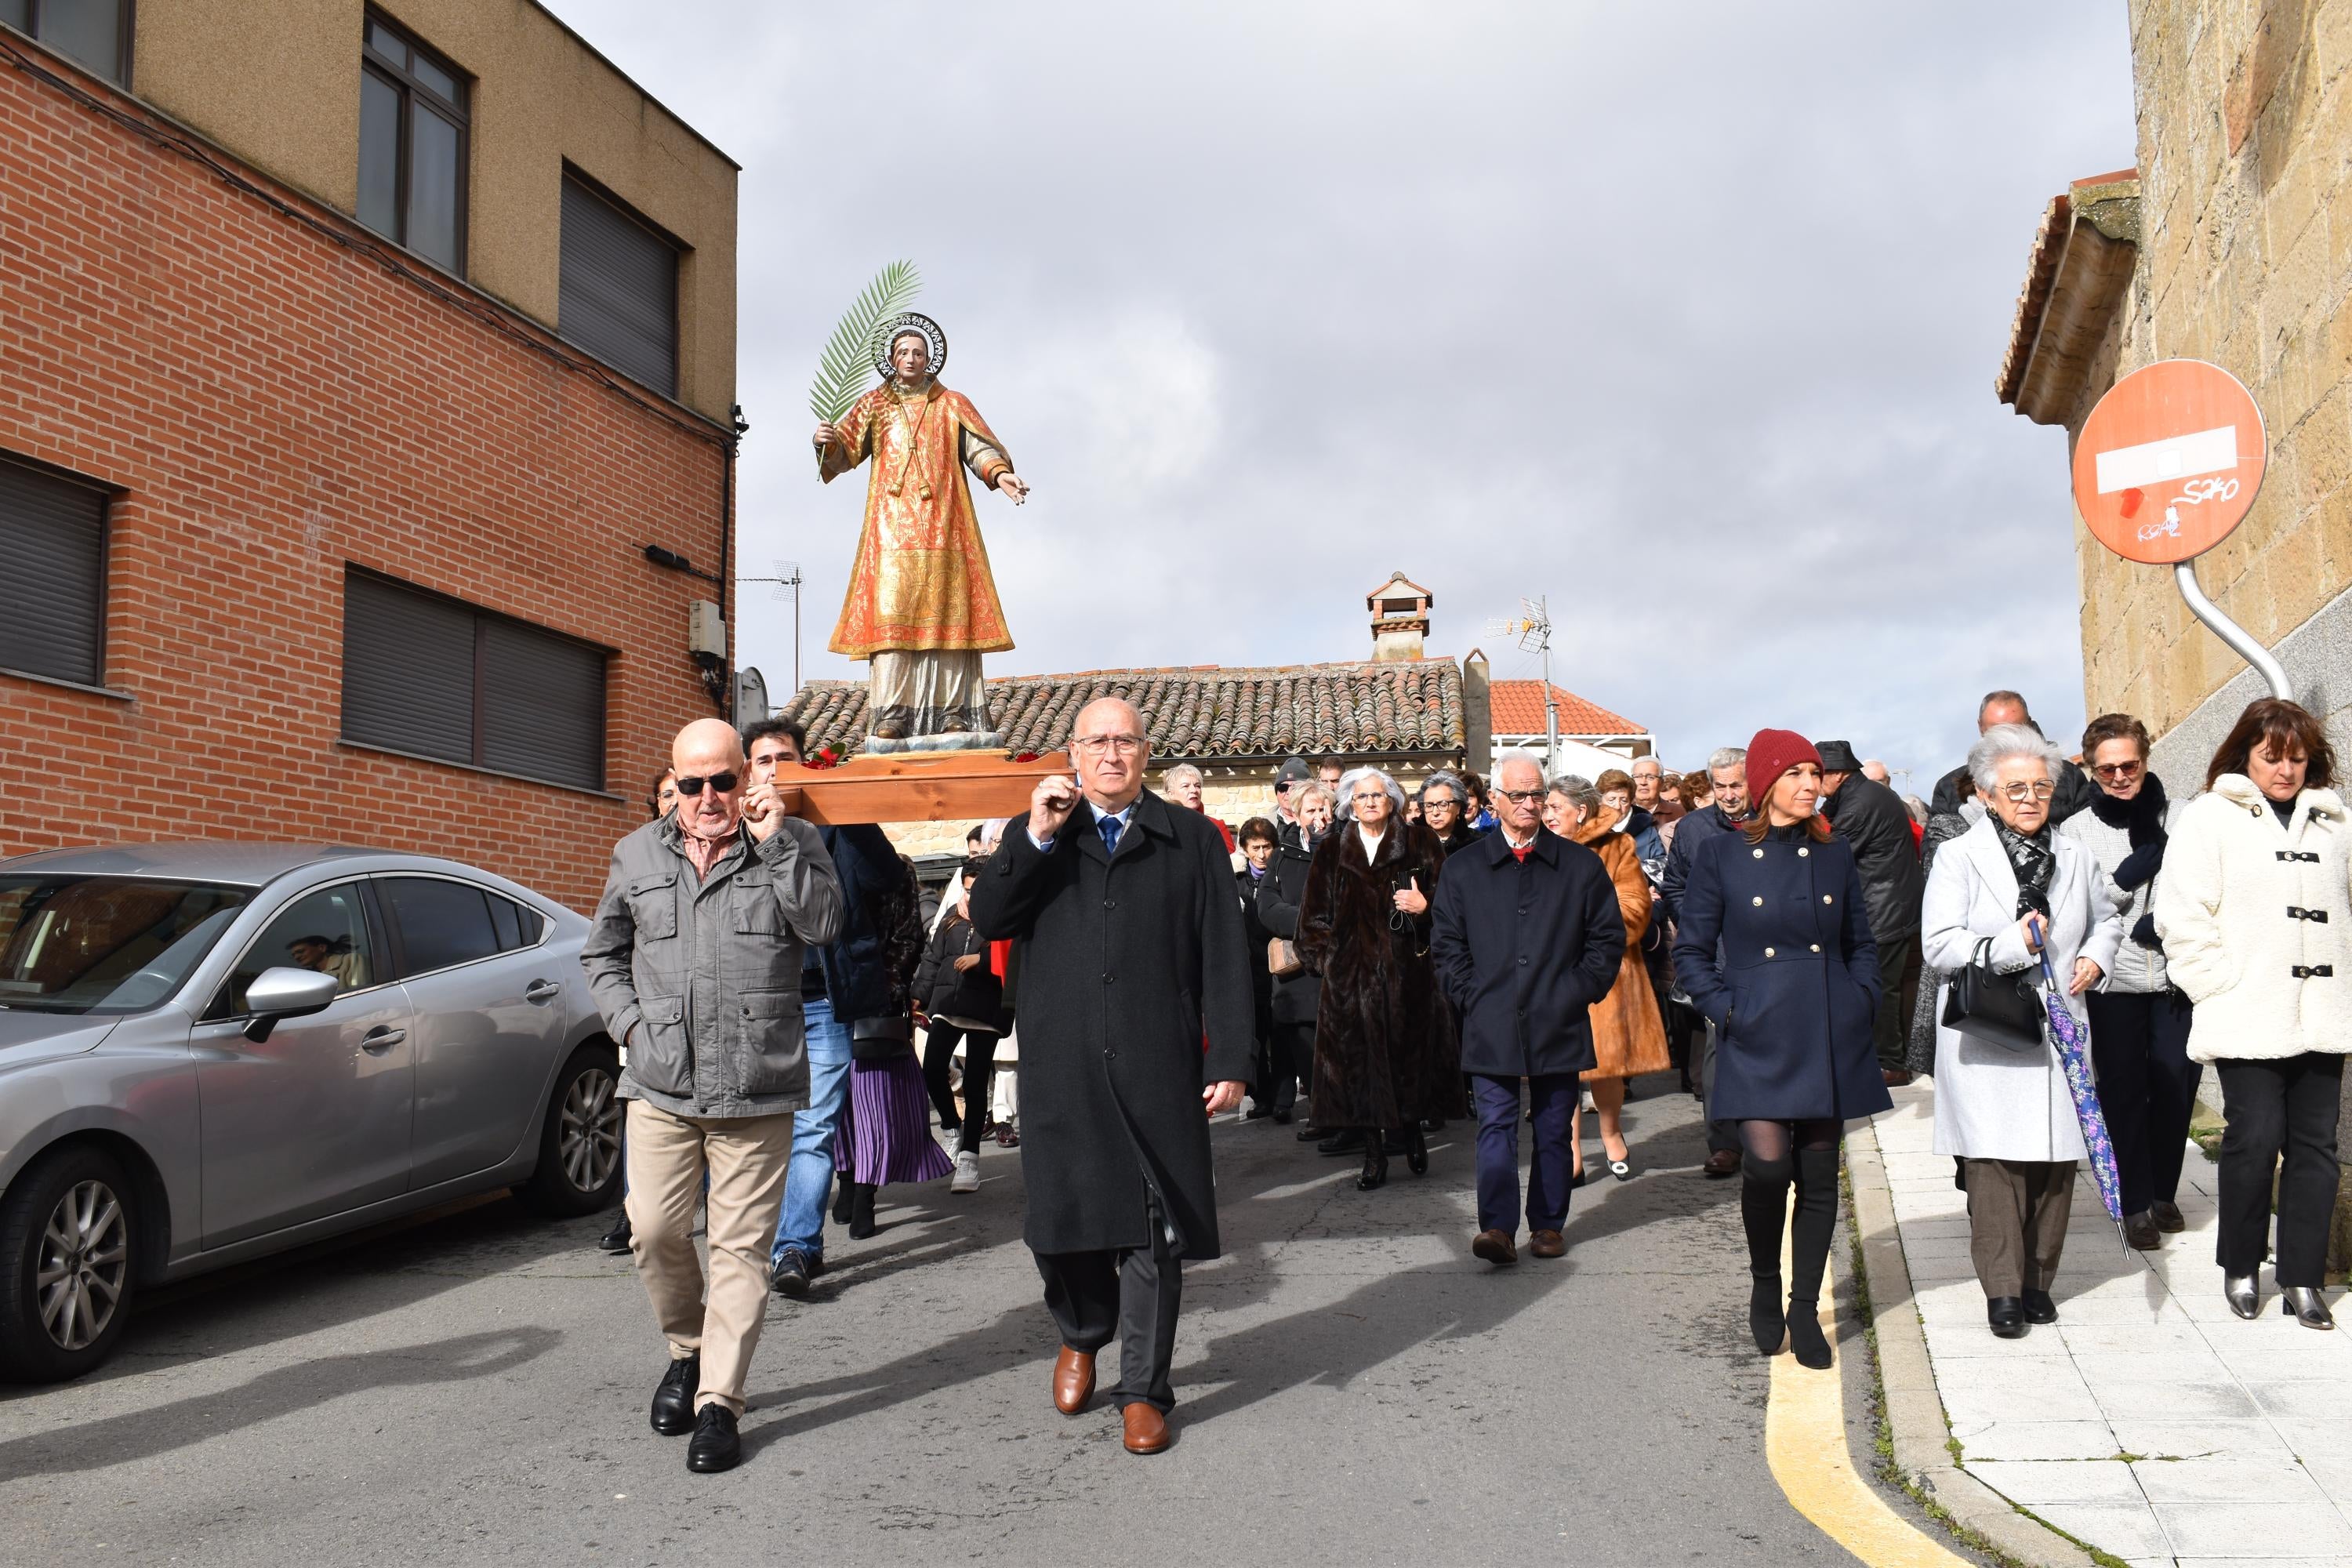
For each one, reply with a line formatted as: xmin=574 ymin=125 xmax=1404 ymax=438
xmin=1098 ymin=813 xmax=1123 ymax=855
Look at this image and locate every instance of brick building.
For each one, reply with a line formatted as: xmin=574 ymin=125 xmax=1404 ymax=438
xmin=2000 ymin=2 xmax=2352 ymax=777
xmin=0 ymin=1 xmax=739 ymax=910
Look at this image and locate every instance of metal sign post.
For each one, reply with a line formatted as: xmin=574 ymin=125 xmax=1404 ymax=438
xmin=2070 ymin=358 xmax=2292 ymax=700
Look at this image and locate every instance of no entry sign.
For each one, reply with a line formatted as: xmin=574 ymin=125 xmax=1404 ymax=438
xmin=2071 ymin=358 xmax=2266 ymax=564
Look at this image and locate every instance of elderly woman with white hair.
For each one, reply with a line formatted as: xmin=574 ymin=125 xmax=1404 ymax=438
xmin=1922 ymin=724 xmax=2125 ymax=1339
xmin=1295 ymin=766 xmax=1464 ymax=1190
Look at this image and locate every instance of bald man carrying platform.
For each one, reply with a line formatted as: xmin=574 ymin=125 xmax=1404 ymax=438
xmin=969 ymin=698 xmax=1255 ymax=1455
xmin=583 ymin=718 xmax=842 ymax=1473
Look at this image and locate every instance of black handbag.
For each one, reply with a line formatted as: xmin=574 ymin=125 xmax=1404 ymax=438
xmin=1941 ymin=937 xmax=2047 ymax=1054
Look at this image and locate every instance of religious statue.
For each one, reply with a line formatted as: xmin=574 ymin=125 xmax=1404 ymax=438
xmin=811 ymin=311 xmax=1028 ymax=751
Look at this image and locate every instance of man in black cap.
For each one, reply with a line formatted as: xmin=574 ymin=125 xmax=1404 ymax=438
xmin=1271 ymin=757 xmax=1314 ymax=851
xmin=1816 ymin=739 xmax=1926 ymax=1086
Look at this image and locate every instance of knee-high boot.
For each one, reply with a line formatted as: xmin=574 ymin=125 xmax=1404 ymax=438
xmin=1740 ymin=1151 xmax=1793 ymax=1353
xmin=1785 ymin=1147 xmax=1841 ymax=1369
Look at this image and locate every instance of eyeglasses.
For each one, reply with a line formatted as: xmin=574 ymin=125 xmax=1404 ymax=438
xmin=1422 ymin=797 xmax=1458 ymax=812
xmin=1073 ymin=735 xmax=1143 ymax=756
xmin=2092 ymin=760 xmax=2143 ymax=779
xmin=675 ymin=771 xmax=740 ymax=797
xmin=1999 ymin=781 xmax=2056 ymax=802
xmin=1351 ymin=791 xmax=1389 ymax=805
xmin=1496 ymin=789 xmax=1545 ymax=805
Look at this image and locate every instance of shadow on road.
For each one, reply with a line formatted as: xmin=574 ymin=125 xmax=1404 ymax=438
xmin=0 ymin=1326 xmax=560 ymax=1475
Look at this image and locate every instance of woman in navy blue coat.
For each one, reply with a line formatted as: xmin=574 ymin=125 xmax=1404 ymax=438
xmin=1674 ymin=729 xmax=1892 ymax=1370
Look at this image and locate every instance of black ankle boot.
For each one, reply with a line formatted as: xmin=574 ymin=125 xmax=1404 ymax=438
xmin=1786 ymin=1300 xmax=1831 ymax=1369
xmin=1749 ymin=1276 xmax=1786 ymax=1355
xmin=1358 ymin=1141 xmax=1388 ymax=1190
xmin=830 ymin=1176 xmax=854 ymax=1225
xmin=847 ymin=1181 xmax=878 ymax=1240
xmin=1405 ymin=1123 xmax=1428 ymax=1176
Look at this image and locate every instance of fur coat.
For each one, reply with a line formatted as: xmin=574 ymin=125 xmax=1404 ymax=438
xmin=1566 ymin=813 xmax=1671 ymax=1080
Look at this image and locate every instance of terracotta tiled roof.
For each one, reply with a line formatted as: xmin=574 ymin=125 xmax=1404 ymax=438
xmin=1487 ymin=680 xmax=1644 ymax=738
xmin=780 ymin=659 xmax=1466 ymax=762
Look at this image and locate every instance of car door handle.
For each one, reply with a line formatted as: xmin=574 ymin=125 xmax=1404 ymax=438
xmin=524 ymin=980 xmax=561 ymax=1005
xmin=359 ymin=1025 xmax=406 ymax=1053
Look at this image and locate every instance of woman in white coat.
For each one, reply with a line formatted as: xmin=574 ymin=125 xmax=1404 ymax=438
xmin=1923 ymin=725 xmax=2123 ymax=1338
xmin=2154 ymin=699 xmax=2352 ymax=1330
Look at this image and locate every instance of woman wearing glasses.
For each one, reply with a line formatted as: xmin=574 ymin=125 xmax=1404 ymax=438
xmin=2057 ymin=714 xmax=2195 ymax=1251
xmin=2154 ymin=698 xmax=2352 ymax=1328
xmin=1922 ymin=724 xmax=2123 ymax=1339
xmin=1294 ymin=768 xmax=1464 ymax=1189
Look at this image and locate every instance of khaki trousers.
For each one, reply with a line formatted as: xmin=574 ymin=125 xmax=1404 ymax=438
xmin=1964 ymin=1157 xmax=2075 ymax=1299
xmin=625 ymin=1098 xmax=794 ymax=1416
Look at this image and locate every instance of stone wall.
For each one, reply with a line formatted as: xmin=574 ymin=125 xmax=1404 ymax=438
xmin=2085 ymin=2 xmax=2352 ymax=743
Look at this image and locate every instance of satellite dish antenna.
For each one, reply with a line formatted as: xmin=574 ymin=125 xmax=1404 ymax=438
xmin=733 ymin=666 xmax=771 ymax=729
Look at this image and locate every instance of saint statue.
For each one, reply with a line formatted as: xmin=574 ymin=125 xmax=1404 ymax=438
xmin=811 ymin=313 xmax=1028 ymax=751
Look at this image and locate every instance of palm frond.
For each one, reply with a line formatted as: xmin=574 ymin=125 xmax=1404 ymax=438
xmin=808 ymin=260 xmax=924 ymax=423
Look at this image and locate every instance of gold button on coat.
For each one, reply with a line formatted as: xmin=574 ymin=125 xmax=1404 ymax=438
xmin=1752 ymin=848 xmax=1764 ymax=858
xmin=1752 ymin=896 xmax=1763 ymax=906
xmin=1764 ymin=946 xmax=1777 ymax=957
xmin=1823 ymin=895 xmax=1834 ymax=904
xmin=1798 ymin=847 xmax=1809 ymax=857
xmin=1810 ymin=943 xmax=1821 ymax=953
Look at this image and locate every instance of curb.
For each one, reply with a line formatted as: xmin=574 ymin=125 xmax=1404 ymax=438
xmin=1844 ymin=1119 xmax=2100 ymax=1568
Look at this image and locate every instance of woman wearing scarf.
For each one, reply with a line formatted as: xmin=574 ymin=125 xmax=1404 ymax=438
xmin=1922 ymin=725 xmax=2125 ymax=1338
xmin=2057 ymin=713 xmax=2195 ymax=1251
xmin=1674 ymin=731 xmax=1889 ymax=1370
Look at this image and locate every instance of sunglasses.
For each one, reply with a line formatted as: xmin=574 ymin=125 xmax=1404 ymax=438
xmin=675 ymin=771 xmax=740 ymax=797
xmin=2092 ymin=760 xmax=2143 ymax=779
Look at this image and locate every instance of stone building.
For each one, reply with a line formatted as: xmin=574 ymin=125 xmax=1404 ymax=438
xmin=2000 ymin=1 xmax=2352 ymax=779
xmin=0 ymin=2 xmax=740 ymax=909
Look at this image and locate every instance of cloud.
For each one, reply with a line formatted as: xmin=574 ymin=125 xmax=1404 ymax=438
xmin=547 ymin=0 xmax=2136 ymax=779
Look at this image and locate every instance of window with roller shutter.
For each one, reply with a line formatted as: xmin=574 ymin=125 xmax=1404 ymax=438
xmin=0 ymin=456 xmax=109 ymax=689
xmin=558 ymin=170 xmax=681 ymax=397
xmin=339 ymin=568 xmax=610 ymax=793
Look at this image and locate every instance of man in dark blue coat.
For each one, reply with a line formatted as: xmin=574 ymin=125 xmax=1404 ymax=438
xmin=1430 ymin=753 xmax=1624 ymax=1267
xmin=1662 ymin=745 xmax=1752 ymax=1176
xmin=971 ymin=697 xmax=1254 ymax=1457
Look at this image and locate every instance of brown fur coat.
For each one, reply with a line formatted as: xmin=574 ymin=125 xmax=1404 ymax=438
xmin=1567 ymin=814 xmax=1672 ymax=1080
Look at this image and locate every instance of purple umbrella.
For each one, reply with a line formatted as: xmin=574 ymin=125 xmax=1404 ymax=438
xmin=2032 ymin=918 xmax=2127 ymax=1246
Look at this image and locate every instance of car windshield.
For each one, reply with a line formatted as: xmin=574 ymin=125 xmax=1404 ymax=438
xmin=0 ymin=876 xmax=255 ymax=1015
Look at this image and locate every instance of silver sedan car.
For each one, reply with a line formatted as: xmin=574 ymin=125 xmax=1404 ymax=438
xmin=0 ymin=843 xmax=623 ymax=1383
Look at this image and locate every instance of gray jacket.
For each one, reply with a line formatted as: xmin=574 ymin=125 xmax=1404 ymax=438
xmin=583 ymin=811 xmax=844 ymax=1120
xmin=2057 ymin=794 xmax=2183 ymax=995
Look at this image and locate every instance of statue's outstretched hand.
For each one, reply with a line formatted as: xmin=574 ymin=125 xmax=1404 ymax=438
xmin=996 ymin=472 xmax=1029 ymax=504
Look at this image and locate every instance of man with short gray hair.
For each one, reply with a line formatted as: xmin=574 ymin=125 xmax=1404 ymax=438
xmin=583 ymin=718 xmax=843 ymax=1473
xmin=1662 ymin=744 xmax=1752 ymax=1177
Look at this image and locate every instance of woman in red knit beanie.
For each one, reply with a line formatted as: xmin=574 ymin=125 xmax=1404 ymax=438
xmin=1671 ymin=728 xmax=1893 ymax=1369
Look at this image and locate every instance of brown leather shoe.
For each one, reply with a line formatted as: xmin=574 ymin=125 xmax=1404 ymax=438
xmin=1882 ymin=1068 xmax=1915 ymax=1087
xmin=2124 ymin=1211 xmax=2164 ymax=1251
xmin=2151 ymin=1199 xmax=2187 ymax=1233
xmin=1703 ymin=1149 xmax=1741 ymax=1178
xmin=1528 ymin=1229 xmax=1566 ymax=1259
xmin=1122 ymin=1403 xmax=1171 ymax=1454
xmin=1471 ymin=1229 xmax=1518 ymax=1266
xmin=1052 ymin=1346 xmax=1095 ymax=1414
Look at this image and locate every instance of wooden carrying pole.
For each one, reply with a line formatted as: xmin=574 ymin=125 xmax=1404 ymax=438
xmin=770 ymin=752 xmax=1072 ymax=826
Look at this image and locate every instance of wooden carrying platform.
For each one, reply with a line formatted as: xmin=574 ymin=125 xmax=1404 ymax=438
xmin=771 ymin=750 xmax=1071 ymax=826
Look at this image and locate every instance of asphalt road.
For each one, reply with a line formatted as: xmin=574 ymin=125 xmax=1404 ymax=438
xmin=0 ymin=1077 xmax=1946 ymax=1565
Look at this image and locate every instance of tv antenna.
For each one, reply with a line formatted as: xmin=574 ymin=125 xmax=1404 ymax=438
xmin=735 ymin=560 xmax=805 ymax=694
xmin=1484 ymin=596 xmax=1559 ymax=771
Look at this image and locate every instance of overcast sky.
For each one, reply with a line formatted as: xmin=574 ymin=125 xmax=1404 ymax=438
xmin=549 ymin=1 xmax=2138 ymax=789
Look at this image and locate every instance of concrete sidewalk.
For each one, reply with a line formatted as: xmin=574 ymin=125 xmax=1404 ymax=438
xmin=1867 ymin=1083 xmax=2352 ymax=1566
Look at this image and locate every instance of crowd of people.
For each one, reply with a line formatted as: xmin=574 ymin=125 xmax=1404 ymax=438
xmin=579 ymin=684 xmax=2352 ymax=1472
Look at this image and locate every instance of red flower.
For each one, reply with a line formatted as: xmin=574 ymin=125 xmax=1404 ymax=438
xmin=1011 ymin=750 xmax=1040 ymax=763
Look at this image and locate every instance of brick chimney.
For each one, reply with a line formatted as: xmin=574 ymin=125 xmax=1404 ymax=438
xmin=1367 ymin=571 xmax=1432 ymax=662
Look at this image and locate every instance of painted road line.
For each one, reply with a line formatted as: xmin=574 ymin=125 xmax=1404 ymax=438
xmin=1766 ymin=1211 xmax=1973 ymax=1568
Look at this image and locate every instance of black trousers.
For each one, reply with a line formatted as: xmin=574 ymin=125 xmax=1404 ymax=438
xmin=1694 ymin=1018 xmax=1739 ymax=1154
xmin=1871 ymin=932 xmax=1924 ymax=1072
xmin=1034 ymin=1195 xmax=1183 ymax=1412
xmin=922 ymin=1023 xmax=999 ymax=1147
xmin=1264 ymin=1020 xmax=1313 ymax=1115
xmin=2083 ymin=988 xmax=2199 ymax=1216
xmin=2213 ymin=1053 xmax=2344 ymax=1286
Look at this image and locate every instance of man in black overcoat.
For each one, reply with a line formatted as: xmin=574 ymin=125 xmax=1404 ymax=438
xmin=967 ymin=696 xmax=1254 ymax=1456
xmin=1430 ymin=753 xmax=1624 ymax=1267
xmin=1815 ymin=739 xmax=1926 ymax=1084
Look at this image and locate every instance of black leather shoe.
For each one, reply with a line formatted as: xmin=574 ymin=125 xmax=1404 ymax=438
xmin=650 ymin=1352 xmax=699 ymax=1435
xmin=1317 ymin=1130 xmax=1366 ymax=1156
xmin=1357 ymin=1146 xmax=1388 ymax=1190
xmin=771 ymin=1250 xmax=811 ymax=1298
xmin=2023 ymin=1289 xmax=2059 ymax=1324
xmin=1244 ymin=1103 xmax=1272 ymax=1120
xmin=1272 ymin=1108 xmax=1293 ymax=1125
xmin=1405 ymin=1123 xmax=1429 ymax=1176
xmin=1295 ymin=1123 xmax=1328 ymax=1142
xmin=1987 ymin=1298 xmax=2027 ymax=1338
xmin=598 ymin=1214 xmax=633 ymax=1254
xmin=686 ymin=1403 xmax=741 ymax=1473
xmin=2283 ymin=1285 xmax=2336 ymax=1330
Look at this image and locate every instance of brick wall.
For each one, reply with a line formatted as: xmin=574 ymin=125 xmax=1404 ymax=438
xmin=2082 ymin=2 xmax=2352 ymax=732
xmin=0 ymin=52 xmax=731 ymax=910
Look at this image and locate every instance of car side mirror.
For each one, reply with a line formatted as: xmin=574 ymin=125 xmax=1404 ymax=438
xmin=241 ymin=967 xmax=343 ymax=1042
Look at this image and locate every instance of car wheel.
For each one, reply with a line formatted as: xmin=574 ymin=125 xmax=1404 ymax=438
xmin=521 ymin=1045 xmax=624 ymax=1217
xmin=0 ymin=1144 xmax=140 ymax=1384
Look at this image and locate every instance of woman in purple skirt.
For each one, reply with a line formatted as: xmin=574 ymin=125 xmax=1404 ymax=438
xmin=830 ymin=851 xmax=953 ymax=1238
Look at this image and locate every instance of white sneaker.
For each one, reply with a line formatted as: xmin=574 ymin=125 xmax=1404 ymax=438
xmin=951 ymin=1149 xmax=980 ymax=1193
xmin=944 ymin=1129 xmax=963 ymax=1158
